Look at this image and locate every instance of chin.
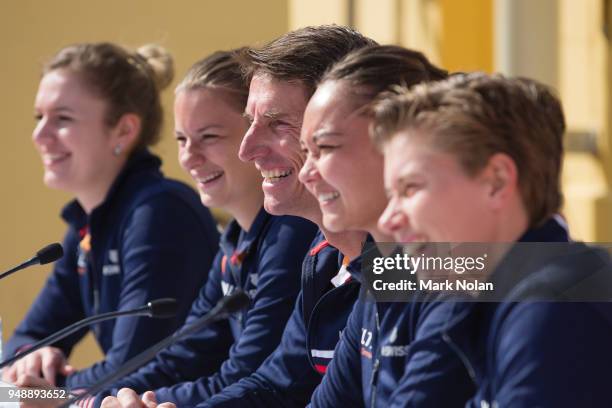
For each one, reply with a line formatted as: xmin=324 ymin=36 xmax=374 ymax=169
xmin=322 ymin=215 xmax=346 ymax=233
xmin=264 ymin=194 xmax=305 ymax=217
xmin=199 ymin=194 xmax=224 ymax=209
xmin=43 ymin=175 xmax=69 ymax=191
xmin=263 ymin=197 xmax=284 ymax=216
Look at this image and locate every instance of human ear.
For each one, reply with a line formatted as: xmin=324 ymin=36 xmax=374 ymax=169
xmin=112 ymin=113 xmax=141 ymax=154
xmin=482 ymin=153 xmax=519 ymax=207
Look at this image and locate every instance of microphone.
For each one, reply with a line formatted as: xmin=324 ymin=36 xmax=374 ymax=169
xmin=61 ymin=290 xmax=250 ymax=407
xmin=0 ymin=298 xmax=178 ymax=370
xmin=0 ymin=243 xmax=63 ymax=281
xmin=146 ymin=298 xmax=179 ymax=319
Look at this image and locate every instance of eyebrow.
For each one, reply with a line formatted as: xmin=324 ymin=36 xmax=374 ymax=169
xmin=197 ymin=124 xmax=223 ymax=133
xmin=35 ymin=106 xmax=76 ymax=114
xmin=263 ymin=110 xmax=289 ymax=120
xmin=242 ymin=109 xmax=291 ymax=122
xmin=175 ymin=124 xmax=223 ymax=136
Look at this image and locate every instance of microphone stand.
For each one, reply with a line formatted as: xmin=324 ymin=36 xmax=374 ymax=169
xmin=60 ymin=290 xmax=249 ymax=408
xmin=0 ymin=300 xmax=176 ymax=370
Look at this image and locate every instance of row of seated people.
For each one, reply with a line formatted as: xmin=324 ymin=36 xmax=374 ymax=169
xmin=3 ymin=25 xmax=611 ymax=408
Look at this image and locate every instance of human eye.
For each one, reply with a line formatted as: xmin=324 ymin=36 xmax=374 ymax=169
xmin=401 ymin=182 xmax=422 ymax=198
xmin=175 ymin=134 xmax=187 ymax=147
xmin=314 ymin=133 xmax=340 ymax=152
xmin=315 ymin=139 xmax=341 ymax=153
xmin=317 ymin=144 xmax=337 ymax=151
xmin=271 ymin=119 xmax=294 ymax=131
xmin=49 ymin=111 xmax=74 ymax=126
xmin=201 ymin=134 xmax=219 ymax=142
xmin=242 ymin=113 xmax=254 ymax=126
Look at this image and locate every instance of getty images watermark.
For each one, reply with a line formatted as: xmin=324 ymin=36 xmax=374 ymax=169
xmin=360 ymin=242 xmax=612 ymax=302
xmin=371 ymin=250 xmax=490 ymax=292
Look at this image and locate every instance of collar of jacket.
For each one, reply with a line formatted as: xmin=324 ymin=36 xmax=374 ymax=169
xmin=345 ymin=234 xmax=376 ymax=283
xmin=60 ymin=148 xmax=162 ymax=230
xmin=483 ymin=218 xmax=569 ymax=301
xmin=300 ymin=230 xmax=345 ymax=326
xmin=517 ymin=216 xmax=569 ymax=243
xmin=219 ymin=207 xmax=271 ymax=263
xmin=440 ymin=217 xmax=571 ymax=383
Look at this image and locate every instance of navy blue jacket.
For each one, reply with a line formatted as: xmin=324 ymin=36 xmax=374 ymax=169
xmin=201 ymin=232 xmax=361 ymax=407
xmin=309 ymin=251 xmax=474 ymax=408
xmin=432 ymin=219 xmax=612 ymax=408
xmin=5 ymin=149 xmax=220 ymax=388
xmin=92 ymin=209 xmax=318 ymax=407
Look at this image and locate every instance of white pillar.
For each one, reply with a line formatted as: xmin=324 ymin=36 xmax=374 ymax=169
xmin=494 ymin=0 xmax=559 ymax=89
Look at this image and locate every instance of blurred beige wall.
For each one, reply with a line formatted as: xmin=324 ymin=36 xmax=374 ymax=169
xmin=290 ymin=0 xmax=493 ymax=72
xmin=0 ymin=0 xmax=287 ymax=368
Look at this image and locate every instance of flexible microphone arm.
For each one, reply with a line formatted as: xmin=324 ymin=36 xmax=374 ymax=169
xmin=0 ymin=243 xmax=63 ymax=281
xmin=0 ymin=298 xmax=178 ymax=370
xmin=61 ymin=290 xmax=250 ymax=408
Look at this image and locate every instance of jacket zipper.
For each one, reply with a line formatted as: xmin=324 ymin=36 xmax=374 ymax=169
xmin=305 ymin=283 xmax=355 ymax=369
xmin=87 ymin=243 xmax=101 ymax=337
xmin=441 ymin=331 xmax=477 ymax=385
xmin=370 ymin=306 xmax=381 ymax=407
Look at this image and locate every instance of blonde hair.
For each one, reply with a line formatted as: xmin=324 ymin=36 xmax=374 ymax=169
xmin=175 ymin=49 xmax=249 ymax=112
xmin=44 ymin=42 xmax=174 ymax=150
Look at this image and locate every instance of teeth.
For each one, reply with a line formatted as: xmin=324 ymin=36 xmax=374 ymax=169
xmin=318 ymin=191 xmax=340 ymax=202
xmin=42 ymin=153 xmax=69 ymax=164
xmin=260 ymin=169 xmax=292 ymax=179
xmin=198 ymin=171 xmax=223 ymax=183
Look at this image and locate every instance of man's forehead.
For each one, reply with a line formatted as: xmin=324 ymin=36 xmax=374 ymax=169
xmin=246 ymin=73 xmax=310 ymax=114
xmin=251 ymin=73 xmax=309 ymax=96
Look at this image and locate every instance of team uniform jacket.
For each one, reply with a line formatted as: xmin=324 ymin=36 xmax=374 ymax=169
xmin=431 ymin=219 xmax=612 ymax=408
xmin=5 ymin=149 xmax=220 ymax=389
xmin=309 ymin=251 xmax=474 ymax=408
xmin=92 ymin=208 xmax=318 ymax=407
xmin=200 ymin=232 xmax=361 ymax=408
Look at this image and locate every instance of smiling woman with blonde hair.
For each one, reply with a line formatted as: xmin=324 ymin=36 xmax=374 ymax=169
xmin=3 ymin=42 xmax=220 ymax=389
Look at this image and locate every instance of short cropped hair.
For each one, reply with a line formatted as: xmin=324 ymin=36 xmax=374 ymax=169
xmin=240 ymin=25 xmax=377 ymax=97
xmin=371 ymin=73 xmax=565 ymax=227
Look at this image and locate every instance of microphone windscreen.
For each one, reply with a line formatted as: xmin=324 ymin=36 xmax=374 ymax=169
xmin=36 ymin=243 xmax=64 ymax=265
xmin=219 ymin=290 xmax=250 ymax=314
xmin=147 ymin=298 xmax=179 ymax=318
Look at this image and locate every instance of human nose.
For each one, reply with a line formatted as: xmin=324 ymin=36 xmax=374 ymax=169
xmin=32 ymin=116 xmax=53 ymax=147
xmin=239 ymin=121 xmax=269 ymax=163
xmin=378 ymin=197 xmax=409 ymax=241
xmin=178 ymin=138 xmax=205 ymax=172
xmin=298 ymin=154 xmax=321 ymax=186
